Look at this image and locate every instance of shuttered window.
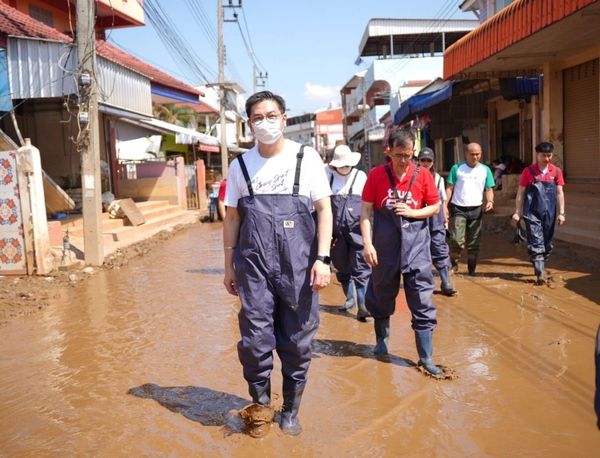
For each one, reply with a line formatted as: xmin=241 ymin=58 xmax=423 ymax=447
xmin=563 ymin=59 xmax=600 ymax=180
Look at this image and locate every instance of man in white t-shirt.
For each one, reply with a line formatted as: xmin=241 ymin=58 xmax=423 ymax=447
xmin=445 ymin=143 xmax=495 ymax=276
xmin=223 ymin=91 xmax=332 ymax=436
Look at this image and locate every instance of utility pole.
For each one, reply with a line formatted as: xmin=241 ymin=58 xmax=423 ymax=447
xmin=217 ymin=0 xmax=228 ymax=177
xmin=77 ymin=0 xmax=103 ymax=265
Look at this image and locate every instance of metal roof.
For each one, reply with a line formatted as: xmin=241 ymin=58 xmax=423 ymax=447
xmin=359 ymin=18 xmax=480 ymax=57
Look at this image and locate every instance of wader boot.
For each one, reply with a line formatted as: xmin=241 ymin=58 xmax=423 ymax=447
xmin=373 ymin=318 xmax=390 ymax=355
xmin=467 ymin=253 xmax=477 ymax=276
xmin=415 ymin=329 xmax=443 ymax=376
xmin=450 ymin=256 xmax=459 ymax=273
xmin=438 ymin=266 xmax=456 ymax=296
xmin=355 ymin=285 xmax=371 ymax=322
xmin=248 ymin=379 xmax=271 ymax=406
xmin=279 ymin=381 xmax=305 ymax=436
xmin=338 ymin=281 xmax=356 ymax=312
xmin=533 ymin=259 xmax=546 ymax=284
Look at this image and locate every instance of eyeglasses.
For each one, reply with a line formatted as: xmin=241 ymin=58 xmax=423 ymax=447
xmin=539 ymin=153 xmax=553 ymax=157
xmin=419 ymin=158 xmax=433 ymax=163
xmin=392 ymin=154 xmax=413 ymax=159
xmin=250 ymin=113 xmax=282 ymax=126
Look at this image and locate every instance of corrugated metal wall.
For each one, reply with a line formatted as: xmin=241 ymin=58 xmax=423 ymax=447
xmin=7 ymin=37 xmax=152 ymax=116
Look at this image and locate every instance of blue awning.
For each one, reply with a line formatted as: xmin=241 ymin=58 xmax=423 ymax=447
xmin=151 ymin=84 xmax=199 ymax=104
xmin=393 ymin=81 xmax=453 ymax=125
xmin=499 ymin=76 xmax=540 ymax=101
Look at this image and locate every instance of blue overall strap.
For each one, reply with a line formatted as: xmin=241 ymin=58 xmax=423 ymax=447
xmin=348 ymin=168 xmax=359 ymax=195
xmin=529 ymin=165 xmax=538 ymax=183
xmin=292 ymin=145 xmax=306 ymax=196
xmin=329 ymin=172 xmax=334 ymax=187
xmin=384 ymin=164 xmax=420 ymax=203
xmin=237 ymin=154 xmax=254 ymax=197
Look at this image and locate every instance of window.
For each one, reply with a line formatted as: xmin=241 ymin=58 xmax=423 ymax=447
xmin=29 ymin=5 xmax=54 ymax=28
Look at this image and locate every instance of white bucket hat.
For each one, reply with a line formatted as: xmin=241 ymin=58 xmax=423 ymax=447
xmin=329 ymin=145 xmax=361 ymax=168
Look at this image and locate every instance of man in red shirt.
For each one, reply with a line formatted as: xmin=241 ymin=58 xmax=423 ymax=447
xmin=512 ymin=142 xmax=566 ymax=284
xmin=360 ymin=127 xmax=445 ymax=377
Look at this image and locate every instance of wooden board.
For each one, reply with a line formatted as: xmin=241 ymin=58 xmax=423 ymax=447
xmin=43 ymin=171 xmax=75 ymax=214
xmin=118 ymin=198 xmax=145 ymax=226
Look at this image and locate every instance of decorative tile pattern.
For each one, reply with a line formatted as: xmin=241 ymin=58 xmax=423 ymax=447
xmin=0 ymin=151 xmax=26 ymax=273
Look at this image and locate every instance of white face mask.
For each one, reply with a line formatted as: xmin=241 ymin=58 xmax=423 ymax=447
xmin=253 ymin=122 xmax=283 ymax=145
xmin=336 ymin=166 xmax=352 ymax=175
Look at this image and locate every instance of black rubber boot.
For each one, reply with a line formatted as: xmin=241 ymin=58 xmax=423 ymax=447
xmin=248 ymin=379 xmax=271 ymax=406
xmin=338 ymin=281 xmax=355 ymax=312
xmin=438 ymin=266 xmax=457 ymax=296
xmin=414 ymin=330 xmax=443 ymax=376
xmin=355 ymin=285 xmax=371 ymax=322
xmin=279 ymin=381 xmax=305 ymax=436
xmin=533 ymin=260 xmax=546 ymax=284
xmin=373 ymin=318 xmax=390 ymax=355
xmin=467 ymin=253 xmax=477 ymax=276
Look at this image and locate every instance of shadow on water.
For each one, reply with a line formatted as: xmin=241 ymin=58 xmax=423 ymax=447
xmin=319 ymin=304 xmax=365 ymax=322
xmin=128 ymin=383 xmax=249 ymax=434
xmin=312 ymin=338 xmax=416 ymax=368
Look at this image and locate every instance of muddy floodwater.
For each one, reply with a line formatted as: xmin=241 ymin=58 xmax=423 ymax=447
xmin=1 ymin=221 xmax=599 ymax=456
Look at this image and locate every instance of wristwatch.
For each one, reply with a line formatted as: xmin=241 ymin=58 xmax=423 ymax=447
xmin=316 ymin=255 xmax=331 ymax=265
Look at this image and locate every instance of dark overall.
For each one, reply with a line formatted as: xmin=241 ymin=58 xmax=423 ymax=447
xmin=429 ymin=174 xmax=450 ymax=270
xmin=234 ymin=147 xmax=319 ymax=405
xmin=330 ymin=170 xmax=370 ymax=292
xmin=365 ymin=165 xmax=437 ymax=332
xmin=523 ymin=166 xmax=558 ymax=263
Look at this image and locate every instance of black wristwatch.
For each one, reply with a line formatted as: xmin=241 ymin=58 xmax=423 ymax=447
xmin=316 ymin=255 xmax=331 ymax=265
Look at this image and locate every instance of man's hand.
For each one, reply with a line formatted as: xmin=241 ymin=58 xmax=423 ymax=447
xmin=364 ymin=242 xmax=378 ymax=267
xmin=511 ymin=212 xmax=520 ymax=227
xmin=223 ymin=267 xmax=238 ymax=296
xmin=394 ymin=202 xmax=416 ymax=218
xmin=484 ymin=201 xmax=494 ymax=212
xmin=310 ymin=260 xmax=331 ymax=291
xmin=557 ymin=214 xmax=566 ymax=225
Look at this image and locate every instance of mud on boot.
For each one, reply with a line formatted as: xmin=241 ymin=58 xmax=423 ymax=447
xmin=338 ymin=281 xmax=356 ymax=312
xmin=415 ymin=329 xmax=444 ymax=377
xmin=279 ymin=383 xmax=305 ymax=436
xmin=438 ymin=266 xmax=457 ymax=296
xmin=533 ymin=260 xmax=546 ymax=285
xmin=355 ymin=285 xmax=371 ymax=322
xmin=239 ymin=403 xmax=275 ymax=438
xmin=373 ymin=318 xmax=390 ymax=355
xmin=467 ymin=253 xmax=477 ymax=276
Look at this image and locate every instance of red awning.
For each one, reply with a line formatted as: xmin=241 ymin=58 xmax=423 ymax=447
xmin=444 ymin=0 xmax=599 ymax=80
xmin=197 ymin=143 xmax=220 ymax=153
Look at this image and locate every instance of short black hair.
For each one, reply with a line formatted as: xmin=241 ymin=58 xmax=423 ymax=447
xmin=535 ymin=142 xmax=554 ymax=153
xmin=245 ymin=91 xmax=286 ymax=118
xmin=387 ymin=127 xmax=415 ymax=149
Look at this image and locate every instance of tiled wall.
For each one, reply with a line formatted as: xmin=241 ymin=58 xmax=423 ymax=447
xmin=0 ymin=151 xmax=26 ymax=274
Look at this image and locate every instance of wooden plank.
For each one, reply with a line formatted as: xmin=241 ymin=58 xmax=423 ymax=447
xmin=117 ymin=198 xmax=145 ymax=226
xmin=43 ymin=170 xmax=75 ymax=214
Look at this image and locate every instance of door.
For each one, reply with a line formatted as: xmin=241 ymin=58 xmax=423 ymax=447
xmin=563 ymin=59 xmax=600 ymax=180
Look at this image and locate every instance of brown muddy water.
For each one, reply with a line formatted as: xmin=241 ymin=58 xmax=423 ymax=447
xmin=1 ymin=221 xmax=599 ymax=456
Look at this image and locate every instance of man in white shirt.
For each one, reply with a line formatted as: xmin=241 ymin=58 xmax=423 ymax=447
xmin=445 ymin=143 xmax=495 ymax=276
xmin=223 ymin=91 xmax=332 ymax=436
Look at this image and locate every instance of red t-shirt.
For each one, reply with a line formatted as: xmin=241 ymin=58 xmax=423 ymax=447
xmin=519 ymin=164 xmax=565 ymax=187
xmin=218 ymin=179 xmax=227 ymax=200
xmin=362 ymin=163 xmax=439 ymax=210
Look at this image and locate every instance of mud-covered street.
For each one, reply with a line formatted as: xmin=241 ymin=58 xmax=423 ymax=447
xmin=1 ymin=221 xmax=599 ymax=456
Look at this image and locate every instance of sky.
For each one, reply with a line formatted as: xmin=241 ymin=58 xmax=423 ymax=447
xmin=110 ymin=0 xmax=475 ymax=117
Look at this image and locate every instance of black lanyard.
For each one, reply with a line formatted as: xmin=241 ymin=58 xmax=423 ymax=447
xmin=384 ymin=164 xmax=420 ymax=204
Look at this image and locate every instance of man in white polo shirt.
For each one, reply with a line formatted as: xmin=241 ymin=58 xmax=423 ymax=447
xmin=445 ymin=143 xmax=495 ymax=276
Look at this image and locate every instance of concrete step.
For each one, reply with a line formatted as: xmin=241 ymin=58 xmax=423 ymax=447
xmin=555 ymin=225 xmax=600 ymax=250
xmin=63 ymin=200 xmax=176 ymax=237
xmin=103 ymin=210 xmax=199 ymax=242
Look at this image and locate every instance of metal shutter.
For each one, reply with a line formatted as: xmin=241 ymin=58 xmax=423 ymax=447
xmin=563 ymin=59 xmax=600 ymax=180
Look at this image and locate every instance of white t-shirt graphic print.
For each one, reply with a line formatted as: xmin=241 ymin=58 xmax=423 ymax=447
xmin=224 ymin=140 xmax=332 ymax=207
